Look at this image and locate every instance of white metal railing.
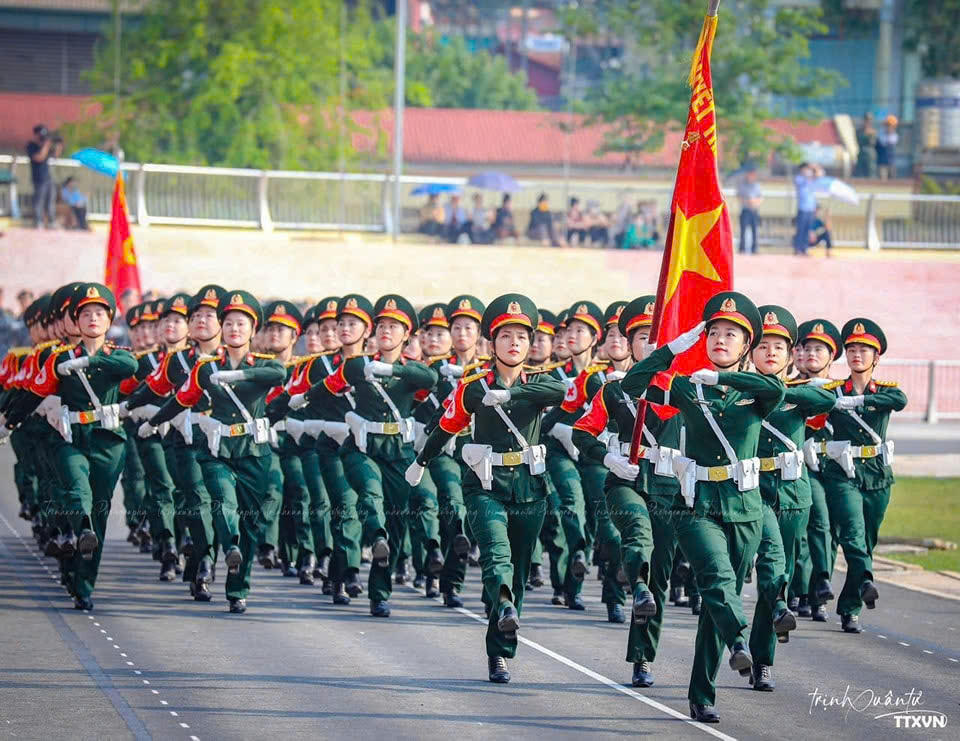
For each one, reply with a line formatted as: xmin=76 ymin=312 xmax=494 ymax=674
xmin=827 ymin=359 xmax=960 ymax=422
xmin=3 ymin=155 xmax=960 ymax=250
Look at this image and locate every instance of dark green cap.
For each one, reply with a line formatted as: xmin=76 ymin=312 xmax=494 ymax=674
xmin=218 ymin=289 xmax=263 ymax=329
xmin=312 ymin=296 xmax=341 ymax=325
xmin=160 ymin=293 xmax=192 ymax=319
xmin=71 ymin=283 xmax=116 ymax=320
xmin=797 ymin=318 xmax=842 ymax=359
xmin=565 ymin=300 xmax=604 ymax=338
xmin=556 ymin=309 xmax=570 ymax=329
xmin=374 ymin=294 xmax=418 ymax=332
xmin=841 ymin=317 xmax=887 ymax=355
xmin=263 ymin=300 xmax=304 ymax=334
xmin=758 ymin=305 xmax=798 ymax=345
xmin=419 ymin=303 xmax=449 ymax=330
xmin=337 ymin=294 xmax=374 ymax=327
xmin=702 ymin=291 xmax=762 ymax=349
xmin=618 ymin=295 xmax=657 ymax=338
xmin=49 ymin=283 xmax=81 ymax=323
xmin=536 ymin=309 xmax=558 ymax=336
xmin=189 ymin=284 xmax=226 ymax=316
xmin=447 ymin=295 xmax=485 ymax=324
xmin=125 ymin=303 xmax=143 ymax=328
xmin=481 ymin=293 xmax=538 ymax=341
xmin=603 ymin=301 xmax=628 ymax=330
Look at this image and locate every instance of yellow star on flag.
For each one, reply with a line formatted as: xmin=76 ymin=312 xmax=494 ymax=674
xmin=664 ymin=203 xmax=724 ymax=304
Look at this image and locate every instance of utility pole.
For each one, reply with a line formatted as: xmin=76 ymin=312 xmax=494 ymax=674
xmin=391 ymin=0 xmax=407 ymax=241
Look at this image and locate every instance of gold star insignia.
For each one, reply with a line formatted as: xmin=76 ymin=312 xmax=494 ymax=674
xmin=664 ymin=203 xmax=724 ymax=304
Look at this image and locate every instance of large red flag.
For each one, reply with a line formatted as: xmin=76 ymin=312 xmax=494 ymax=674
xmin=104 ymin=175 xmax=142 ymax=305
xmin=630 ymin=7 xmax=732 ymax=464
xmin=649 ymin=9 xmax=733 ymax=372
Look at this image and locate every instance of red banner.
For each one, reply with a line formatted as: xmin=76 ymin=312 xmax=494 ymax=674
xmin=104 ymin=175 xmax=142 ymax=306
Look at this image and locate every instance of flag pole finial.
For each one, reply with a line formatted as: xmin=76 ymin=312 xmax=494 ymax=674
xmin=707 ymin=0 xmax=721 ymax=16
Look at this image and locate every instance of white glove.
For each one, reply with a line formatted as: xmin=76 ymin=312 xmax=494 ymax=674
xmin=835 ymin=395 xmax=864 ymax=410
xmin=482 ymin=389 xmax=511 ymax=406
xmin=58 ymin=356 xmax=90 ymax=376
xmin=209 ymin=369 xmax=245 ymax=386
xmin=137 ymin=421 xmax=157 ymax=438
xmin=606 ymin=370 xmax=626 ymax=381
xmin=604 ymin=452 xmax=639 ymax=481
xmin=288 ymin=393 xmax=308 ymax=410
xmin=440 ymin=364 xmax=464 ymax=378
xmin=364 ymin=361 xmax=394 ymax=381
xmin=690 ymin=369 xmax=719 ymax=386
xmin=808 ymin=377 xmax=835 ymax=387
xmin=303 ymin=419 xmax=325 ymax=438
xmin=666 ymin=321 xmax=706 ymax=355
xmin=405 ymin=461 xmax=425 ymax=487
xmin=118 ymin=401 xmax=130 ymax=419
xmin=642 ymin=342 xmax=657 ymax=360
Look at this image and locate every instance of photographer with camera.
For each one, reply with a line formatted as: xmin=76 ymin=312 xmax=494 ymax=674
xmin=26 ymin=124 xmax=63 ymax=229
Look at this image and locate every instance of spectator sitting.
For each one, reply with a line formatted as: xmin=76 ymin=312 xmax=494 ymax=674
xmin=444 ymin=193 xmax=471 ymax=243
xmin=584 ymin=201 xmax=610 ymax=247
xmin=612 ymin=194 xmax=633 ymax=249
xmin=808 ymin=206 xmax=832 ymax=255
xmin=527 ymin=192 xmax=560 ymax=247
xmin=876 ymin=114 xmax=898 ymax=181
xmin=61 ymin=177 xmax=90 ymax=230
xmin=417 ymin=194 xmax=445 ymax=236
xmin=491 ymin=194 xmax=519 ymax=242
xmin=470 ymin=193 xmax=493 ymax=244
xmin=565 ymin=197 xmax=587 ymax=245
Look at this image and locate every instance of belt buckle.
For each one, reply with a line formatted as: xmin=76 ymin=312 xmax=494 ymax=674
xmin=229 ymin=423 xmax=246 ymax=437
xmin=382 ymin=422 xmax=399 ymax=435
xmin=708 ymin=466 xmax=728 ymax=482
xmin=759 ymin=458 xmax=777 ymax=472
xmin=860 ymin=445 xmax=877 ymax=458
xmin=817 ymin=442 xmax=828 ymax=454
xmin=77 ymin=410 xmax=96 ymax=424
xmin=501 ymin=450 xmax=524 ymax=466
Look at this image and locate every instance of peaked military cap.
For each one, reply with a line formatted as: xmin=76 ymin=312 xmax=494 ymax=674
xmin=71 ymin=283 xmax=116 ymax=320
xmin=556 ymin=308 xmax=570 ymax=330
xmin=219 ymin=290 xmax=263 ymax=329
xmin=337 ymin=294 xmax=374 ymax=327
xmin=314 ymin=296 xmax=340 ymax=324
xmin=797 ymin=318 xmax=842 ymax=359
xmin=481 ymin=293 xmax=538 ymax=340
xmin=374 ymin=294 xmax=418 ymax=332
xmin=419 ymin=302 xmax=449 ymax=330
xmin=447 ymin=295 xmax=485 ymax=324
xmin=536 ymin=309 xmax=558 ymax=336
xmin=757 ymin=305 xmax=798 ymax=345
xmin=841 ymin=317 xmax=887 ymax=355
xmin=263 ymin=300 xmax=304 ymax=334
xmin=125 ymin=304 xmax=143 ymax=328
xmin=603 ymin=301 xmax=628 ymax=330
xmin=618 ymin=295 xmax=657 ymax=338
xmin=565 ymin=300 xmax=604 ymax=337
xmin=161 ymin=293 xmax=191 ymax=318
xmin=702 ymin=291 xmax=763 ymax=349
xmin=140 ymin=299 xmax=160 ymax=322
xmin=189 ymin=284 xmax=226 ymax=315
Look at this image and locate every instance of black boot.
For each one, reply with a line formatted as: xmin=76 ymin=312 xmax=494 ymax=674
xmin=528 ymin=564 xmax=544 ymax=588
xmin=299 ymin=554 xmax=317 ymax=585
xmin=728 ymin=641 xmax=752 ymax=674
xmin=197 ymin=557 xmax=213 ymax=584
xmin=773 ymin=605 xmax=797 ymax=638
xmin=796 ymin=595 xmax=812 ymax=618
xmin=632 ymin=660 xmax=654 ymax=688
xmin=370 ymin=599 xmax=391 ymax=618
xmin=453 ymin=533 xmax=471 ymax=559
xmin=467 ymin=544 xmax=481 ymax=567
xmin=841 ymin=614 xmax=863 ymax=633
xmin=333 ymin=582 xmax=351 ymax=605
xmin=427 ymin=547 xmax=444 ymax=576
xmin=689 ymin=703 xmax=719 ymax=723
xmin=314 ymin=554 xmax=329 ymax=580
xmin=690 ymin=594 xmax=702 ymax=615
xmin=193 ymin=582 xmax=212 ymax=602
xmin=750 ymin=663 xmax=775 ymax=691
xmin=551 ymin=589 xmax=565 ymax=606
xmin=424 ymin=576 xmax=440 ymax=599
xmin=344 ymin=570 xmax=364 ymax=598
xmin=497 ymin=602 xmax=520 ymax=633
xmin=127 ymin=526 xmax=139 ymax=545
xmin=159 ymin=559 xmax=177 ymax=582
xmin=77 ymin=529 xmax=98 ymax=561
xmin=180 ymin=535 xmax=194 ymax=559
xmin=228 ymin=598 xmax=247 ymax=614
xmin=567 ymin=594 xmax=585 ymax=611
xmin=225 ymin=546 xmax=243 ymax=575
xmin=258 ymin=545 xmax=277 ymax=569
xmin=816 ymin=578 xmax=835 ymax=603
xmin=570 ymin=550 xmax=587 ymax=581
xmin=787 ymin=596 xmax=799 ymax=612
xmin=412 ymin=572 xmax=424 ymax=589
xmin=670 ymin=586 xmax=687 ymax=606
xmin=321 ymin=577 xmax=333 ymax=595
xmin=372 ymin=537 xmax=390 ymax=568
xmin=860 ymin=580 xmax=879 ymax=609
xmin=73 ymin=595 xmax=94 ymax=611
xmin=632 ymin=588 xmax=656 ymax=623
xmin=488 ymin=656 xmax=510 ymax=684
xmin=443 ymin=589 xmax=464 ymax=608
xmin=606 ymin=602 xmax=625 ymax=623
xmin=812 ymin=604 xmax=828 ymax=622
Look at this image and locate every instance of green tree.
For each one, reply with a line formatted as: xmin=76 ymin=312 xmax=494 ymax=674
xmin=904 ymin=0 xmax=960 ymax=78
xmin=559 ymin=0 xmax=844 ymax=168
xmin=70 ymin=0 xmax=389 ymax=169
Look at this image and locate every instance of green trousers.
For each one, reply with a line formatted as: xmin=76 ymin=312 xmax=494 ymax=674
xmin=120 ymin=423 xmax=146 ymax=529
xmin=585 ymin=466 xmax=624 ymax=606
xmin=172 ymin=443 xmax=216 ymax=583
xmin=862 ymin=485 xmax=891 ymax=558
xmin=54 ymin=430 xmax=127 ymax=599
xmin=538 ymin=472 xmax=568 ymax=593
xmin=136 ymin=435 xmax=176 ymax=541
xmin=259 ymin=451 xmax=283 ymax=551
xmin=163 ymin=444 xmax=187 ymax=547
xmin=342 ymin=447 xmax=413 ymax=602
xmin=408 ymin=468 xmax=441 ymax=577
xmin=202 ymin=453 xmax=272 ymax=601
xmin=429 ymin=453 xmax=468 ymax=593
xmin=466 ymin=491 xmax=546 ymax=658
xmin=279 ymin=450 xmax=315 ymax=568
xmin=300 ymin=447 xmax=332 ymax=559
xmin=545 ymin=450 xmax=587 ymax=600
xmin=794 ymin=473 xmax=835 ymax=607
xmin=318 ymin=436 xmax=361 ymax=582
xmin=676 ymin=512 xmax=761 ymax=707
xmin=824 ymin=477 xmax=876 ymax=616
xmin=10 ymin=427 xmax=38 ymax=514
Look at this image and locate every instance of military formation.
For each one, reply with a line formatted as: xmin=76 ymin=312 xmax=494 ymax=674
xmin=0 ymin=281 xmax=905 ymax=724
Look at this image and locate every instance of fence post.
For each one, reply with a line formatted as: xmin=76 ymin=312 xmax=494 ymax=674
xmin=9 ymin=178 xmax=19 ymax=220
xmin=135 ymin=164 xmax=149 ymax=227
xmin=258 ymin=171 xmax=273 ymax=233
xmin=382 ymin=176 xmax=392 ymax=235
xmin=865 ymin=194 xmax=880 ymax=251
xmin=925 ymin=360 xmax=938 ymax=424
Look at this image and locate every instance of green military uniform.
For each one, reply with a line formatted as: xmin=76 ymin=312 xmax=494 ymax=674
xmin=153 ymin=290 xmax=285 ymax=611
xmin=621 ymin=291 xmax=784 ymax=715
xmin=414 ymin=294 xmax=565 ymax=681
xmin=541 ymin=300 xmax=606 ymax=608
xmin=747 ymin=307 xmax=837 ymax=687
xmin=820 ymin=318 xmax=906 ymax=626
xmin=119 ymin=303 xmax=148 ymax=542
xmin=310 ymin=294 xmax=437 ymax=616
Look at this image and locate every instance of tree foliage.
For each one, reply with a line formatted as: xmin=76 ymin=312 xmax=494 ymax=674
xmin=559 ymin=0 xmax=844 ymax=168
xmin=904 ymin=0 xmax=960 ymax=79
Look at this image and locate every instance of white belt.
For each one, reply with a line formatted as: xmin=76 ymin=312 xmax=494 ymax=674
xmin=488 ymin=447 xmax=544 ymax=467
xmin=216 ymin=419 xmax=269 ymax=438
xmin=610 ymin=439 xmax=658 ymax=461
xmin=848 ymin=444 xmax=884 ymax=459
xmin=694 ymin=457 xmax=761 ymax=483
xmin=273 ymin=420 xmax=286 ymax=432
xmin=68 ymin=403 xmax=121 ymax=428
xmin=365 ymin=419 xmax=413 ymax=436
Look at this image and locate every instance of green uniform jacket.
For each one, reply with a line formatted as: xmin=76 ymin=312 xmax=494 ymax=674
xmin=821 ymin=377 xmax=907 ymax=490
xmin=312 ymin=353 xmax=437 ymax=462
xmin=621 ymin=345 xmax=785 ymax=523
xmin=757 ymin=379 xmax=837 ymax=509
xmin=417 ymin=368 xmax=565 ymax=503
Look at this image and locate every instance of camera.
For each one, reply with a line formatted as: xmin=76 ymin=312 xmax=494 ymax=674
xmin=34 ymin=124 xmax=49 ymax=140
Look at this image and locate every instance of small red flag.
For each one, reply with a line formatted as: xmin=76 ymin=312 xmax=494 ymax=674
xmin=104 ymin=175 xmax=142 ymax=305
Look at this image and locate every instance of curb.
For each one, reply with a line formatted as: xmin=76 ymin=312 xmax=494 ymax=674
xmin=872 ymin=554 xmax=924 ymax=571
xmin=936 ymin=570 xmax=960 ymax=582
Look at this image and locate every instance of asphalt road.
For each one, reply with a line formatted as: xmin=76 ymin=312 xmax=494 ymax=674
xmin=1 ymin=447 xmax=958 ymax=741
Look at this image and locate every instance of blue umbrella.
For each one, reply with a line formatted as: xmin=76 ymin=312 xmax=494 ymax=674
xmin=468 ymin=171 xmax=520 ymax=193
xmin=70 ymin=148 xmax=121 ymax=178
xmin=410 ymin=183 xmax=462 ymax=196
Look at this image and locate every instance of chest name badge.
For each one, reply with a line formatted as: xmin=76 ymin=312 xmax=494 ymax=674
xmin=780 ymin=403 xmax=797 ymax=411
xmin=734 ymin=398 xmax=755 ymax=406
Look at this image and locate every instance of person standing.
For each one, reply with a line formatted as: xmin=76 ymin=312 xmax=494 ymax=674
xmin=820 ymin=318 xmax=906 ymax=633
xmin=876 ymin=115 xmax=899 ymax=181
xmin=855 ymin=113 xmax=878 ymax=178
xmin=792 ymin=163 xmax=824 ymax=256
xmin=26 ymin=124 xmax=62 ymax=229
xmin=737 ymin=168 xmax=763 ymax=254
xmin=406 ymin=294 xmax=566 ymax=684
xmin=621 ymin=291 xmax=783 ymax=724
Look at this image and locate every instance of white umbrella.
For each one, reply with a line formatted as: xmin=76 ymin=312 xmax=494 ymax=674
xmin=814 ymin=177 xmax=860 ymax=205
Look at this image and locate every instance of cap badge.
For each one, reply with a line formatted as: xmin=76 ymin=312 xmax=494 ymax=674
xmin=326 ymin=300 xmax=337 ymax=311
xmin=173 ymin=296 xmax=186 ymax=308
xmin=813 ymin=322 xmax=825 ymax=334
xmin=345 ymin=297 xmax=358 ymax=309
xmin=644 ymin=302 xmax=655 ymax=315
xmin=230 ymin=293 xmax=244 ymax=306
xmin=507 ymin=301 xmax=522 ymax=315
xmin=86 ymin=286 xmax=100 ymax=298
xmin=854 ymin=322 xmax=866 ymax=335
xmin=459 ymin=298 xmax=471 ymax=310
xmin=385 ymin=298 xmax=397 ymax=310
xmin=720 ymin=297 xmax=737 ymax=313
xmin=763 ymin=311 xmax=779 ymax=326
xmin=577 ymin=304 xmax=588 ymax=315
xmin=614 ymin=305 xmax=624 ymax=317
xmin=204 ymin=288 xmax=218 ymax=301
xmin=432 ymin=307 xmax=445 ymax=319
xmin=275 ymin=305 xmax=287 ymax=315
